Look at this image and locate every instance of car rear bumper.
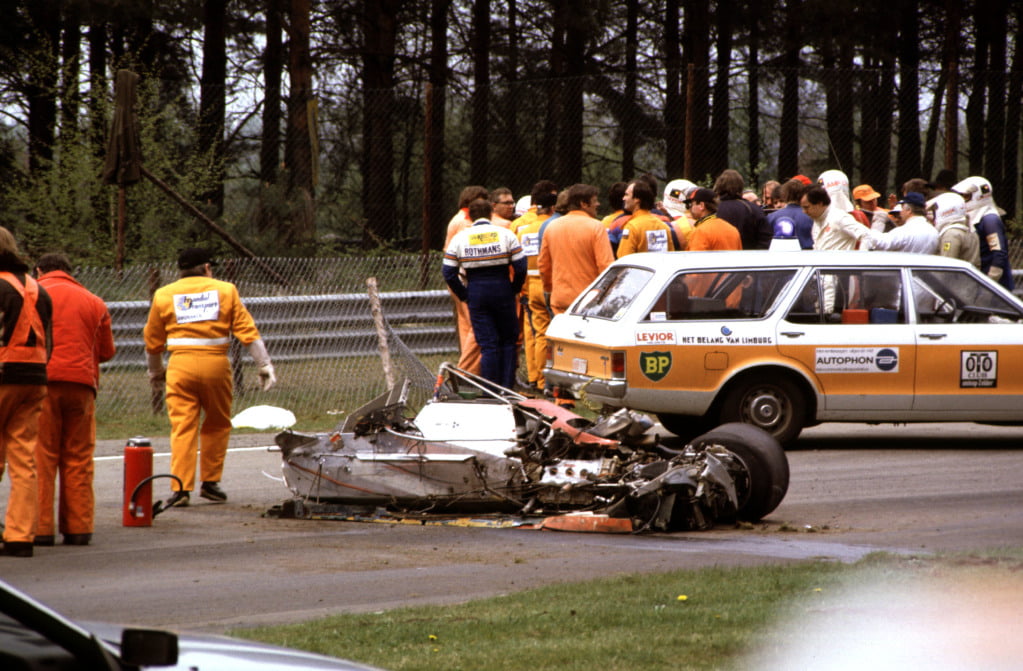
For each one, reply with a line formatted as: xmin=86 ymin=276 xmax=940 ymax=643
xmin=544 ymin=369 xmax=628 ymax=400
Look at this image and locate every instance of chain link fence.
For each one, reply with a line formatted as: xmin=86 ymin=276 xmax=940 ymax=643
xmin=87 ymin=253 xmax=457 ymax=436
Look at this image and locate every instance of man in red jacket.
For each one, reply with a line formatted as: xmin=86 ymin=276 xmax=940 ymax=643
xmin=34 ymin=253 xmax=115 ymax=547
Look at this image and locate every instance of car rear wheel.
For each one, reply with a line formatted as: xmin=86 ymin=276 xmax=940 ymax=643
xmin=718 ymin=374 xmax=805 ymax=446
xmin=690 ymin=422 xmax=789 ymax=521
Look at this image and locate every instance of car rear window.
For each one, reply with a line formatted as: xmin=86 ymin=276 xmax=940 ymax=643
xmin=645 ymin=269 xmax=798 ymax=321
xmin=571 ymin=266 xmax=655 ymax=320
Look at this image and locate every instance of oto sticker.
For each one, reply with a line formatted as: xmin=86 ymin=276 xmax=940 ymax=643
xmin=815 ymin=347 xmax=899 ymax=373
xmin=640 ymin=351 xmax=672 ymax=381
xmin=960 ymin=350 xmax=997 ymax=388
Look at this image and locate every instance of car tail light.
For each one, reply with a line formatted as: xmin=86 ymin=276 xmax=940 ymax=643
xmin=545 ymin=344 xmax=554 ymax=369
xmin=610 ymin=351 xmax=625 ymax=378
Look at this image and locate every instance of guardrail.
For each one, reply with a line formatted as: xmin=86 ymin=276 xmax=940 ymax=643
xmin=103 ymin=289 xmax=458 ymax=368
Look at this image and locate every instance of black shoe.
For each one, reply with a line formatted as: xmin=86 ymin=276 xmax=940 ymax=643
xmin=165 ymin=490 xmax=190 ymax=508
xmin=1 ymin=541 xmax=33 ymax=557
xmin=200 ymin=481 xmax=227 ymax=503
xmin=63 ymin=533 xmax=92 ymax=546
xmin=33 ymin=535 xmax=55 ymax=547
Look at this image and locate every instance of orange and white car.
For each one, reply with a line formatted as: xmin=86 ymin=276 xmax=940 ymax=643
xmin=543 ymin=251 xmax=1023 ymax=444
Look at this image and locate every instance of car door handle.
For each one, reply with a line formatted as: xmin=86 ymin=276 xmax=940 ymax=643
xmin=920 ymin=333 xmax=947 ymax=340
xmin=780 ymin=331 xmax=805 ymax=338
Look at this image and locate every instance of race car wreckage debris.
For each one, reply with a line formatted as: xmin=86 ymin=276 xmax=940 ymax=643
xmin=267 ymin=363 xmax=789 ymax=533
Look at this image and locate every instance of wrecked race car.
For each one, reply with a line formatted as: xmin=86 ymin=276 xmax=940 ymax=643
xmin=272 ymin=363 xmax=789 ymax=532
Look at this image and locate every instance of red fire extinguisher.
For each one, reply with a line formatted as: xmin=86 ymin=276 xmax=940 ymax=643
xmin=123 ymin=437 xmax=153 ymax=527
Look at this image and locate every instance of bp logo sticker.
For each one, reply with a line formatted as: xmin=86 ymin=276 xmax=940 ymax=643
xmin=640 ymin=351 xmax=672 ymax=381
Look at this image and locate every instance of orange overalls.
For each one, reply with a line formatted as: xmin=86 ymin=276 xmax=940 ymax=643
xmin=0 ymin=272 xmax=50 ymax=545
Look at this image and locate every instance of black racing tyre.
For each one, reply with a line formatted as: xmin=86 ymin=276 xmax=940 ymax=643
xmin=690 ymin=422 xmax=789 ymax=521
xmin=718 ymin=374 xmax=806 ymax=446
xmin=655 ymin=413 xmax=715 ymax=443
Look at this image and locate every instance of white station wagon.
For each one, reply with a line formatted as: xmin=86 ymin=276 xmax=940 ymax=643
xmin=544 ymin=250 xmax=1023 ymax=444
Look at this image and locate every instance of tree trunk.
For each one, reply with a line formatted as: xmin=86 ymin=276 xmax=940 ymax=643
xmin=1001 ymin=2 xmax=1021 ymax=219
xmin=542 ymin=0 xmax=565 ymax=180
xmin=424 ymin=0 xmax=450 ymax=252
xmin=777 ymin=0 xmax=801 ymax=180
xmin=198 ymin=0 xmax=227 ymax=217
xmin=26 ymin=0 xmax=61 ymax=174
xmin=470 ymin=0 xmax=490 ymax=185
xmin=60 ymin=4 xmax=81 ymax=144
xmin=966 ymin=2 xmax=989 ymax=176
xmin=983 ymin=0 xmax=1007 ymax=194
xmin=747 ymin=2 xmax=760 ymax=187
xmin=285 ymin=0 xmax=316 ymax=245
xmin=622 ymin=0 xmax=638 ymax=178
xmin=895 ymin=0 xmax=921 ymax=184
xmin=663 ymin=0 xmax=683 ymax=178
xmin=943 ymin=0 xmax=962 ymax=174
xmin=683 ymin=0 xmax=710 ymax=181
xmin=710 ymin=0 xmax=733 ymax=179
xmin=554 ymin=0 xmax=585 ymax=185
xmin=505 ymin=0 xmax=522 ymax=194
xmin=360 ymin=0 xmax=402 ymax=244
xmin=260 ymin=0 xmax=283 ymax=186
xmin=921 ymin=69 xmax=947 ymax=181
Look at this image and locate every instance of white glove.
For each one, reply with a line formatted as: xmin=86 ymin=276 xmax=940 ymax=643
xmin=147 ymin=352 xmax=166 ymax=389
xmin=258 ymin=363 xmax=277 ymax=391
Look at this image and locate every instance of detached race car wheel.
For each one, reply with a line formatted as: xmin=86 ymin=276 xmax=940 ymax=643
xmin=718 ymin=374 xmax=805 ymax=446
xmin=691 ymin=422 xmax=789 ymax=521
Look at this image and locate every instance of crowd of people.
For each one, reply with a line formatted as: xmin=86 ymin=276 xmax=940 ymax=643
xmin=442 ymin=169 xmax=1015 ymax=391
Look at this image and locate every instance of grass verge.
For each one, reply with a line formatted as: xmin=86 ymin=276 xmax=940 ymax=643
xmin=231 ymin=549 xmax=1023 ymax=671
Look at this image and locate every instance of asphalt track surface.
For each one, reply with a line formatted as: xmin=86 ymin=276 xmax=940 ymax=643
xmin=2 ymin=421 xmax=1022 ymax=634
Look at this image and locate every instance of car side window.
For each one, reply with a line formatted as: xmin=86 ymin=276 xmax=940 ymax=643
xmin=785 ymin=269 xmax=905 ymax=324
xmin=911 ymin=269 xmax=1023 ymax=323
xmin=646 ymin=269 xmax=797 ymax=321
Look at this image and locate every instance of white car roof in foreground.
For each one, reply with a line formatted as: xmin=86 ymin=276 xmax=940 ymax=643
xmin=616 ymin=250 xmax=976 ymax=273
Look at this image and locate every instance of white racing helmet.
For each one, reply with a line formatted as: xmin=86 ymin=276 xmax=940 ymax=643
xmin=951 ymin=176 xmax=1001 ymax=225
xmin=514 ymin=195 xmax=532 ymax=217
xmin=928 ymin=192 xmax=968 ymax=232
xmin=662 ymin=179 xmax=697 ymax=219
xmin=818 ymin=169 xmax=854 ymax=212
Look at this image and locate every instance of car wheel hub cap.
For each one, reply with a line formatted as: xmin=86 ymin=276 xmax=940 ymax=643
xmin=749 ymin=392 xmax=783 ymax=428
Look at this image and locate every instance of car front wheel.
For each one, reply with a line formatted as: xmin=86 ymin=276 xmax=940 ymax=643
xmin=718 ymin=375 xmax=805 ymax=446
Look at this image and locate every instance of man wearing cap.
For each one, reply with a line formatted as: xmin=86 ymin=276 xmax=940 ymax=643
xmin=867 ymin=192 xmax=939 ymax=254
xmin=144 ymin=247 xmax=276 ymax=508
xmin=852 ymin=184 xmax=891 ymax=233
xmin=686 ymin=188 xmax=742 ymax=251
